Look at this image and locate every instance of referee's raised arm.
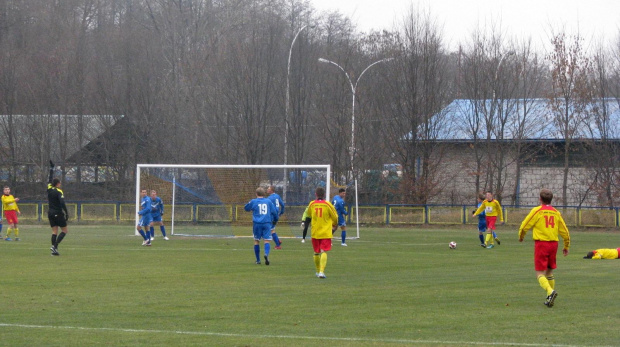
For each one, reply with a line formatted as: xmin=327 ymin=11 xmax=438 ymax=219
xmin=48 ymin=160 xmax=54 ymax=185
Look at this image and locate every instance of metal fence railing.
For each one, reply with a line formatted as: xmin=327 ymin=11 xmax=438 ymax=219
xmin=9 ymin=202 xmax=620 ymax=228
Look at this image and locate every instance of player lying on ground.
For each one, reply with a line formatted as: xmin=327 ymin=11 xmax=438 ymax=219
xmin=583 ymin=248 xmax=620 ymax=259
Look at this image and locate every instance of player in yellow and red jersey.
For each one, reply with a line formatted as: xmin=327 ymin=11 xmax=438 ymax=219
xmin=583 ymin=248 xmax=620 ymax=259
xmin=519 ymin=189 xmax=570 ymax=308
xmin=2 ymin=186 xmax=21 ymax=241
xmin=473 ymin=191 xmax=503 ymax=248
xmin=305 ymin=186 xmax=338 ymax=279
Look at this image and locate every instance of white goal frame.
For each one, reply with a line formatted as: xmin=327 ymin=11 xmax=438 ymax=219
xmin=135 ymin=164 xmax=336 ymax=236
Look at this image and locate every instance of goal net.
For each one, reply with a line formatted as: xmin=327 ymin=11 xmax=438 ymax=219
xmin=135 ymin=164 xmax=341 ymax=238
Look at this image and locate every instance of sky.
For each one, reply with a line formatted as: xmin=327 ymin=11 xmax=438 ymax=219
xmin=309 ymin=0 xmax=620 ymax=51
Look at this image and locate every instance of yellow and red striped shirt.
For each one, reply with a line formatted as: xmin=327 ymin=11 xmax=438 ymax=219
xmin=473 ymin=199 xmax=503 ymax=221
xmin=1 ymin=194 xmax=19 ymax=212
xmin=518 ymin=205 xmax=570 ymax=250
xmin=305 ymin=199 xmax=338 ymax=240
xmin=590 ymin=248 xmax=620 ymax=259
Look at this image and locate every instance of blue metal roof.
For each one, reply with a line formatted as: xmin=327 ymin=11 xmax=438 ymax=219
xmin=428 ymin=98 xmax=620 ymax=141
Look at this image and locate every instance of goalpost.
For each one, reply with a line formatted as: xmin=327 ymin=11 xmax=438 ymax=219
xmin=134 ymin=164 xmax=358 ymax=239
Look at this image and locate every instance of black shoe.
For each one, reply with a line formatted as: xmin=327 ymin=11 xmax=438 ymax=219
xmin=51 ymin=246 xmax=59 ymax=256
xmin=480 ymin=244 xmax=486 ymax=248
xmin=544 ymin=290 xmax=558 ymax=308
xmin=255 ymin=261 xmax=261 ymax=265
xmin=264 ymin=255 xmax=270 ymax=266
xmin=495 ymin=237 xmax=501 ymax=245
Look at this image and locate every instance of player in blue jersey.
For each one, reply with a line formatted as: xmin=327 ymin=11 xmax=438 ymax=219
xmin=137 ymin=189 xmax=153 ymax=246
xmin=245 ymin=187 xmax=279 ymax=265
xmin=332 ymin=188 xmax=348 ymax=246
xmin=149 ymin=190 xmax=168 ymax=241
xmin=267 ymin=185 xmax=285 ymax=249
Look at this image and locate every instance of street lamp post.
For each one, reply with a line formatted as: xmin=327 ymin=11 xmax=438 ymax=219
xmin=317 ymin=57 xmax=393 ymax=177
xmin=284 ymin=24 xmax=312 ymax=202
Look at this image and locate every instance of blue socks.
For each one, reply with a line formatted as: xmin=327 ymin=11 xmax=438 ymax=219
xmin=479 ymin=234 xmax=485 ymax=244
xmin=138 ymin=230 xmax=148 ymax=240
xmin=254 ymin=244 xmax=271 ymax=262
xmin=272 ymin=233 xmax=281 ymax=247
xmin=342 ymin=231 xmax=346 ymax=244
xmin=254 ymin=245 xmax=260 ymax=262
xmin=492 ymin=231 xmax=497 ymax=238
xmin=147 ymin=226 xmax=166 ymax=237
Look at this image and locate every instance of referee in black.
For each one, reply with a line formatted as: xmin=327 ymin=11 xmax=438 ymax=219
xmin=48 ymin=161 xmax=69 ymax=256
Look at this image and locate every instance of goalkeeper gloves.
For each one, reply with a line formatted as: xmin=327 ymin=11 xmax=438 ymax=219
xmin=65 ymin=214 xmax=70 ymax=221
xmin=300 ymin=221 xmax=305 ymax=229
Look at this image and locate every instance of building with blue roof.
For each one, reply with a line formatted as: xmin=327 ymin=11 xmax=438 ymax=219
xmin=412 ymin=98 xmax=620 ymax=206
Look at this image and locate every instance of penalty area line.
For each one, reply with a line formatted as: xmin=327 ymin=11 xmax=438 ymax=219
xmin=0 ymin=323 xmax=599 ymax=347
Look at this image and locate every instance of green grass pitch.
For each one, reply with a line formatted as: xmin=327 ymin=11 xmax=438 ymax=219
xmin=1 ymin=224 xmax=619 ymax=346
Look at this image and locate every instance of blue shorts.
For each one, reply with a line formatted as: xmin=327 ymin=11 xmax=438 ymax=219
xmin=138 ymin=215 xmax=153 ymax=227
xmin=152 ymin=214 xmax=162 ymax=223
xmin=338 ymin=215 xmax=346 ymax=227
xmin=478 ymin=220 xmax=487 ymax=232
xmin=253 ymin=223 xmax=273 ymax=241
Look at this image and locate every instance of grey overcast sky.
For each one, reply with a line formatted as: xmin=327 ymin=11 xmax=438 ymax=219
xmin=310 ymin=0 xmax=620 ymax=51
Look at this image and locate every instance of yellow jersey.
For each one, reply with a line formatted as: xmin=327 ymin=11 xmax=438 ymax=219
xmin=2 ymin=194 xmax=19 ymax=212
xmin=473 ymin=199 xmax=503 ymax=221
xmin=518 ymin=204 xmax=570 ymax=250
xmin=305 ymin=199 xmax=338 ymax=239
xmin=590 ymin=248 xmax=620 ymax=259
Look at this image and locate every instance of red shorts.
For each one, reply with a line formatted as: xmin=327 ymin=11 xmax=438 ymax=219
xmin=312 ymin=238 xmax=332 ymax=253
xmin=534 ymin=240 xmax=558 ymax=271
xmin=4 ymin=210 xmax=18 ymax=224
xmin=485 ymin=216 xmax=497 ymax=230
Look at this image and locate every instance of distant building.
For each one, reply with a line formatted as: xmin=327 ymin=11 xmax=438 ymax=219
xmin=411 ymin=98 xmax=620 ymax=206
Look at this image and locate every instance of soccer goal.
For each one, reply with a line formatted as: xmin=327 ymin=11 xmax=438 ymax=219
xmin=135 ymin=164 xmax=355 ymax=239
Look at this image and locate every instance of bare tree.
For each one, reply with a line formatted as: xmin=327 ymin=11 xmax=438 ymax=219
xmin=546 ymin=32 xmax=592 ymax=204
xmin=509 ymin=39 xmax=547 ymax=205
xmin=584 ymin=44 xmax=620 ymax=206
xmin=314 ymin=11 xmax=357 ymax=182
xmin=375 ymin=7 xmax=451 ymax=203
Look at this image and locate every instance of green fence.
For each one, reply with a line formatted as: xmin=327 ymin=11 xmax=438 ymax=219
xmin=8 ymin=202 xmax=620 ymax=228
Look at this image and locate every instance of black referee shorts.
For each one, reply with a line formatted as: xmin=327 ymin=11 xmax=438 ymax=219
xmin=49 ymin=213 xmax=67 ymax=228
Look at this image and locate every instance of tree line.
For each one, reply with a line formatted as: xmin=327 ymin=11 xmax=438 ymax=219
xmin=0 ymin=0 xmax=618 ymax=206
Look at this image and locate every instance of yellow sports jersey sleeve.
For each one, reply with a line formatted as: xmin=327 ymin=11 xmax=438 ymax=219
xmin=307 ymin=200 xmax=338 ymax=239
xmin=494 ymin=200 xmax=503 ymax=222
xmin=518 ymin=205 xmax=570 ymax=250
xmin=473 ymin=203 xmax=485 ymax=216
xmin=1 ymin=195 xmax=19 ymax=211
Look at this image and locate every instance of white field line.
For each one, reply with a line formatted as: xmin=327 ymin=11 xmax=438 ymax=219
xmin=0 ymin=323 xmax=608 ymax=347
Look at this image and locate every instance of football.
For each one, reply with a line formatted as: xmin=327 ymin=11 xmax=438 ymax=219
xmin=449 ymin=241 xmax=457 ymax=249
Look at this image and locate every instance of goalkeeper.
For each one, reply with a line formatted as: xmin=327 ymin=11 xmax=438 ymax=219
xmin=48 ymin=161 xmax=70 ymax=256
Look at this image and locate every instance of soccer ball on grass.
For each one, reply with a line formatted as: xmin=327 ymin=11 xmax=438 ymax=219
xmin=449 ymin=241 xmax=457 ymax=249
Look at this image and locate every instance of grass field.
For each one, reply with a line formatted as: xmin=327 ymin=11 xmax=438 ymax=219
xmin=1 ymin=224 xmax=619 ymax=346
